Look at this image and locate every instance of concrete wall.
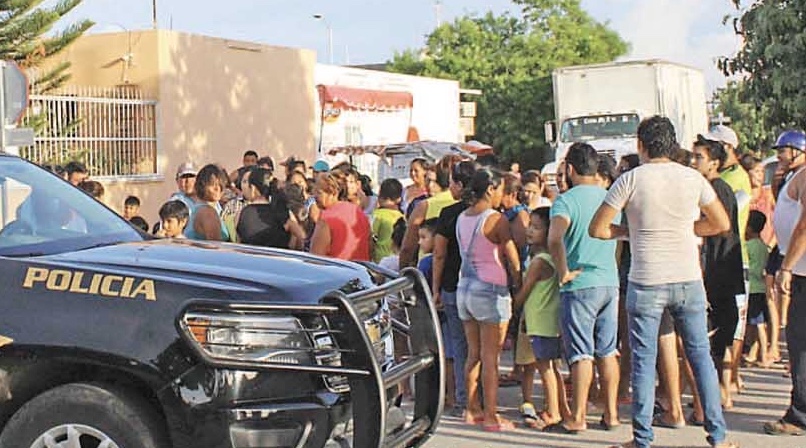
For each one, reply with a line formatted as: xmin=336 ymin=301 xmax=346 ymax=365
xmin=40 ymin=30 xmax=318 ymax=224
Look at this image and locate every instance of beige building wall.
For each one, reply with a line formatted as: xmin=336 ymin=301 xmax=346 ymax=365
xmin=41 ymin=30 xmax=318 ymax=225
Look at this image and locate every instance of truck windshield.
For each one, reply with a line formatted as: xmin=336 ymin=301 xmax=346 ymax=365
xmin=0 ymin=156 xmax=143 ymax=257
xmin=560 ymin=114 xmax=640 ymax=142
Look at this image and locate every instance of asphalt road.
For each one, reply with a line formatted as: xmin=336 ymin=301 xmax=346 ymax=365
xmin=426 ymin=354 xmax=803 ymax=448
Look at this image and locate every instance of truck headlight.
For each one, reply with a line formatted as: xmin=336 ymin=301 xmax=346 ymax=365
xmin=182 ymin=311 xmax=314 ymax=365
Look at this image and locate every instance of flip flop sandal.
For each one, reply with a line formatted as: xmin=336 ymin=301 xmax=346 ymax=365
xmin=599 ymin=416 xmax=621 ymax=431
xmin=763 ymin=419 xmax=805 ymax=436
xmin=482 ymin=416 xmax=516 ymax=432
xmin=711 ymin=442 xmax=740 ymax=448
xmin=652 ymin=414 xmax=685 ymax=429
xmin=545 ymin=423 xmax=581 ymax=434
xmin=687 ymin=412 xmax=705 ymax=427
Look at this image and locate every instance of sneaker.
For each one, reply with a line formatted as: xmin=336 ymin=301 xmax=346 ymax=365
xmin=447 ymin=405 xmax=466 ymax=418
xmin=519 ymin=402 xmax=538 ymax=421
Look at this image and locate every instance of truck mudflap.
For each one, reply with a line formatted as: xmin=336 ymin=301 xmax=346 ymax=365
xmin=323 ymin=267 xmax=445 ymax=448
xmin=177 ymin=267 xmax=444 ymax=448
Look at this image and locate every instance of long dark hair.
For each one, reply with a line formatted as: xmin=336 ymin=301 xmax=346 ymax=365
xmin=195 ymin=164 xmax=228 ymax=201
xmin=248 ymin=166 xmax=287 ymax=211
xmin=463 ymin=168 xmax=503 ymax=204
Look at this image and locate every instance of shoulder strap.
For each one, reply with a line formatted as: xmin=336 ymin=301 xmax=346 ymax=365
xmin=535 ymin=252 xmax=555 ymax=270
xmin=467 ymin=209 xmax=496 ymax=252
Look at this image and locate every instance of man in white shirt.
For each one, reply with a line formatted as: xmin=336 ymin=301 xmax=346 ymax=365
xmin=764 ymin=130 xmax=806 ymax=436
xmin=589 ymin=116 xmax=737 ymax=448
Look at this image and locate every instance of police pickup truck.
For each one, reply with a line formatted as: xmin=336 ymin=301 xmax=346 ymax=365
xmin=0 ymin=153 xmax=444 ymax=448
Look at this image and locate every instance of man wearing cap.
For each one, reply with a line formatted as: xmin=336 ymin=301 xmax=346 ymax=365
xmin=170 ymin=162 xmax=198 ymax=214
xmin=312 ymin=159 xmax=330 ymax=178
xmin=703 ymin=125 xmax=751 ymax=393
xmin=764 ymin=130 xmax=806 ymax=436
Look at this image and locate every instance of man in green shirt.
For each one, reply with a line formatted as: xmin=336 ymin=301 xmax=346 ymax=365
xmin=703 ymin=124 xmax=751 ymax=396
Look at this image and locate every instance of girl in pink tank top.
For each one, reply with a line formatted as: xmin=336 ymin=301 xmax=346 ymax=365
xmin=456 ymin=168 xmax=522 ymax=432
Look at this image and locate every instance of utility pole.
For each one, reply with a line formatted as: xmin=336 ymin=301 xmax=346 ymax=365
xmin=434 ymin=1 xmax=443 ymax=27
xmin=313 ymin=14 xmax=334 ymax=65
xmin=152 ymin=0 xmax=158 ymax=29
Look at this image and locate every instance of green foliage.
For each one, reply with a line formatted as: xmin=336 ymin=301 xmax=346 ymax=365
xmin=712 ymin=81 xmax=775 ymax=155
xmin=388 ymin=0 xmax=628 ymax=167
xmin=0 ymin=0 xmax=93 ymax=81
xmin=0 ymin=0 xmax=92 ymax=159
xmin=719 ymin=0 xmax=806 ymax=136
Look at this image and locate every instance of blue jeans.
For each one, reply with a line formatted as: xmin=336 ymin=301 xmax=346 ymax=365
xmin=627 ymin=280 xmax=726 ymax=448
xmin=559 ymin=286 xmax=619 ymax=365
xmin=442 ymin=290 xmax=468 ymax=407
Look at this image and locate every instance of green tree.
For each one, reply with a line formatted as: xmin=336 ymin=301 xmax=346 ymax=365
xmin=712 ymin=81 xmax=775 ymax=155
xmin=720 ymin=0 xmax=806 ymax=135
xmin=388 ymin=0 xmax=627 ymax=167
xmin=0 ymin=0 xmax=93 ymax=92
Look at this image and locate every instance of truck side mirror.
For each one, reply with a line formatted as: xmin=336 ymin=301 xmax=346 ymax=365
xmin=544 ymin=121 xmax=556 ymax=143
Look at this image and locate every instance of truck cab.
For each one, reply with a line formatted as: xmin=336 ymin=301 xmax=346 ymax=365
xmin=547 ymin=112 xmax=642 ymax=163
xmin=0 ymin=154 xmax=444 ymax=448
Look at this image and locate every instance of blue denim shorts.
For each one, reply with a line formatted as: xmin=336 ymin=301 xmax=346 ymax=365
xmin=531 ymin=336 xmax=562 ymax=360
xmin=560 ymin=286 xmax=619 ymax=365
xmin=456 ymin=277 xmax=512 ymax=324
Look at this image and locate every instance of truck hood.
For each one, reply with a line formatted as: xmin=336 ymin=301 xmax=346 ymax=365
xmin=40 ymin=238 xmax=372 ymax=303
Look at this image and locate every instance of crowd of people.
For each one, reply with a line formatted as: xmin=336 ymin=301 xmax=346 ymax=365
xmin=43 ymin=116 xmax=806 ymax=448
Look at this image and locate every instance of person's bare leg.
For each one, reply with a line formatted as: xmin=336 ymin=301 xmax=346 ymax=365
xmin=480 ymin=321 xmax=508 ymax=425
xmin=564 ymin=359 xmax=593 ymax=431
xmin=721 ymin=351 xmax=733 ymax=409
xmin=745 ymin=325 xmax=759 ymax=363
xmin=445 ymin=359 xmax=456 ymax=408
xmin=521 ymin=363 xmax=536 ymax=405
xmin=536 ymin=360 xmax=561 ymax=422
xmin=596 ymin=355 xmax=620 ymax=426
xmin=757 ymin=323 xmax=772 ymax=366
xmin=657 ymin=333 xmax=684 ymax=424
xmin=766 ymin=278 xmax=781 ymax=361
xmin=463 ymin=320 xmax=482 ymax=423
xmin=729 ymin=338 xmax=744 ymax=396
xmin=555 ymin=362 xmax=572 ymax=420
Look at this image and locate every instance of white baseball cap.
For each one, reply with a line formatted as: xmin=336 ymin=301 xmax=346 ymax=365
xmin=702 ymin=125 xmax=739 ymax=148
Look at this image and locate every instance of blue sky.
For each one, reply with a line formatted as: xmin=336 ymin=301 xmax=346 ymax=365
xmin=58 ymin=0 xmax=742 ymax=92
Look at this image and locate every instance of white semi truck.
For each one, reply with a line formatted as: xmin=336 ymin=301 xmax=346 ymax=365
xmin=544 ymin=59 xmax=709 ymax=172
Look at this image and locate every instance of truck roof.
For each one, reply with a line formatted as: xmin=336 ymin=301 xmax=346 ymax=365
xmin=554 ymin=59 xmax=702 ymax=75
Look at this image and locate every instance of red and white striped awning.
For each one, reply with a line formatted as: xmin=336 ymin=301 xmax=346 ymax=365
xmin=326 ymin=145 xmax=387 ymax=157
xmin=317 ymin=85 xmax=413 ymax=111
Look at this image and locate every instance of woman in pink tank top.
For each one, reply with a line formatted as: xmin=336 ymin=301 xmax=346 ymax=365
xmin=456 ymin=168 xmax=522 ymax=431
xmin=310 ymin=172 xmax=371 ymax=261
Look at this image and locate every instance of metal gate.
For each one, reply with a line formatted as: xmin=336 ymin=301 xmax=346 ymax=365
xmin=20 ymin=84 xmax=158 ymax=178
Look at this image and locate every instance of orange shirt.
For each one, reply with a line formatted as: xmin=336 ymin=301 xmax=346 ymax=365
xmin=320 ymin=201 xmax=371 ymax=261
xmin=751 ymin=187 xmax=776 ymax=246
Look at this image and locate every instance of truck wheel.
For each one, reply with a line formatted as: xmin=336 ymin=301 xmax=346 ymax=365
xmin=0 ymin=382 xmax=169 ymax=448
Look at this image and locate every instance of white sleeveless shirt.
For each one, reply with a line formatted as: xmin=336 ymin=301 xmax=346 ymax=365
xmin=773 ymin=167 xmax=806 ymax=276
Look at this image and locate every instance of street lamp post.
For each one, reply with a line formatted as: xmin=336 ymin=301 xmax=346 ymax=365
xmin=312 ymin=14 xmax=333 ymax=65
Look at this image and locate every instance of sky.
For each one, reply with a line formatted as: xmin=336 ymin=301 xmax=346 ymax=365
xmin=57 ymin=0 xmax=743 ymax=93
